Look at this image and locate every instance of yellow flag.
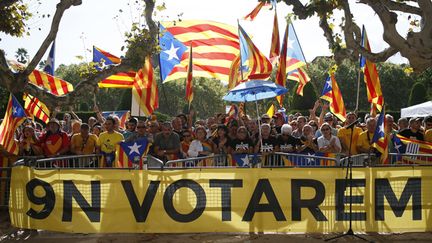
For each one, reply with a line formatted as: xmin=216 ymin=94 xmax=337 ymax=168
xmin=266 ymin=104 xmax=275 ymax=118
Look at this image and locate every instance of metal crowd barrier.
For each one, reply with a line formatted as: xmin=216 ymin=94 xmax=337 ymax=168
xmin=0 ymin=166 xmax=11 ymax=208
xmin=165 ymin=154 xmax=232 ymax=168
xmin=387 ymin=153 xmax=432 ymax=166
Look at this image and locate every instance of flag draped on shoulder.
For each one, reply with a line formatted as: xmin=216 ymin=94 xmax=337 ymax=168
xmin=43 ymin=41 xmax=55 ymax=75
xmin=238 ymin=24 xmax=272 ymax=80
xmin=132 ymin=56 xmax=159 ymax=116
xmin=371 ymin=111 xmax=388 ymax=164
xmin=160 ymin=20 xmax=239 ymax=83
xmin=269 ymin=10 xmax=280 ymax=62
xmin=243 ymin=2 xmax=268 ymax=21
xmin=320 ymin=69 xmax=347 ymax=122
xmin=101 ymin=111 xmax=130 ymax=129
xmin=185 ymin=44 xmax=194 ymax=106
xmin=0 ymin=95 xmax=26 ymax=155
xmin=117 ymin=138 xmax=150 ymax=169
xmin=360 ymin=26 xmax=384 ymax=112
xmin=23 ymin=94 xmax=50 ymax=124
xmin=275 ymin=24 xmax=289 ymax=106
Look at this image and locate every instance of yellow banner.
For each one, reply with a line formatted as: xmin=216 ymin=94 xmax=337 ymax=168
xmin=9 ymin=166 xmax=432 ymax=233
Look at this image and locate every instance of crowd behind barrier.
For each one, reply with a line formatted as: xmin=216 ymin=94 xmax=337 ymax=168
xmin=1 ymin=102 xmax=432 ymax=208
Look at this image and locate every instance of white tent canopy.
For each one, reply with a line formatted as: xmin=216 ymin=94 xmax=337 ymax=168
xmin=401 ymin=101 xmax=432 ymax=118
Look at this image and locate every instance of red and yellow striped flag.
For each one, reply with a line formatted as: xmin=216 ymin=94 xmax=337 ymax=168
xmin=360 ymin=26 xmax=383 ymax=112
xmin=275 ymin=24 xmax=289 ymax=106
xmin=28 ymin=70 xmax=73 ymax=95
xmin=23 ymin=94 xmax=50 ymax=124
xmin=243 ymin=1 xmax=267 ymax=21
xmin=269 ymin=10 xmax=280 ymax=63
xmin=132 ymin=56 xmax=159 ymax=116
xmin=320 ymin=70 xmax=347 ymax=122
xmin=228 ymin=54 xmax=242 ymax=90
xmin=98 ymin=71 xmax=137 ymax=88
xmin=288 ymin=67 xmax=310 ymax=96
xmin=0 ymin=95 xmax=26 ymax=155
xmin=185 ymin=44 xmax=194 ymax=106
xmin=163 ymin=20 xmax=239 ymax=83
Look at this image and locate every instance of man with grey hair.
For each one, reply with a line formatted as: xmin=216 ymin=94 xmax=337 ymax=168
xmin=277 ymin=124 xmax=300 ymax=153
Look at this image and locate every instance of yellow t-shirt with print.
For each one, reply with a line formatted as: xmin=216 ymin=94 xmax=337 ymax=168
xmin=98 ymin=131 xmax=124 ymax=153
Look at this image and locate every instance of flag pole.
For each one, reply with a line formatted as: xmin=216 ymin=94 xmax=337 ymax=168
xmin=236 ymin=19 xmax=247 ymax=116
xmin=157 ymin=22 xmax=170 ymax=114
xmin=355 ymin=68 xmax=361 ymax=112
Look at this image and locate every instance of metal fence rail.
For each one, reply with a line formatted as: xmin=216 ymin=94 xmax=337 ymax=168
xmin=165 ymin=154 xmax=232 ymax=168
xmin=387 ymin=153 xmax=432 ymax=166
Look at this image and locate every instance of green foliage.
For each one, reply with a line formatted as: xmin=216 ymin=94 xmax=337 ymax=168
xmin=307 ymin=56 xmax=425 ymax=112
xmin=0 ymin=1 xmax=32 ymax=37
xmin=408 ymin=82 xmax=428 ymax=106
xmin=291 ymin=82 xmax=318 ymax=110
xmin=117 ymin=89 xmax=132 ymax=110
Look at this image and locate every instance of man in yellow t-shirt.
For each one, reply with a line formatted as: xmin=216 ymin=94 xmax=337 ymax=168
xmin=71 ymin=123 xmax=99 ymax=155
xmin=98 ymin=117 xmax=124 ymax=167
xmin=357 ymin=117 xmax=377 ymax=154
xmin=424 ymin=116 xmax=432 ymax=142
xmin=338 ymin=112 xmax=362 ymax=155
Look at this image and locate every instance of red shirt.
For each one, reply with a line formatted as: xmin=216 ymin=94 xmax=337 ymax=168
xmin=39 ymin=131 xmax=70 ymax=156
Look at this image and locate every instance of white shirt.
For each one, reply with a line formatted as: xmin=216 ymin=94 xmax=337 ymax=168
xmin=317 ymin=135 xmax=341 ymax=153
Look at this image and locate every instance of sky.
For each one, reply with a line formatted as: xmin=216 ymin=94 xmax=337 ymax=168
xmin=0 ymin=0 xmax=412 ymax=68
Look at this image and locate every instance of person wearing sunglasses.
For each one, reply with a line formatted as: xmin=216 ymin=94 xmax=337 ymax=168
xmin=317 ymin=123 xmax=341 ymax=153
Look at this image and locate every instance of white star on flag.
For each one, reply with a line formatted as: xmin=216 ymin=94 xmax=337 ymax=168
xmin=305 ymin=152 xmax=315 ymax=165
xmin=128 ymin=142 xmax=142 ymax=155
xmin=326 ymin=77 xmax=332 ymax=88
xmin=12 ymin=106 xmax=18 ymax=115
xmin=288 ymin=39 xmax=295 ymax=49
xmin=241 ymin=156 xmax=249 ymax=166
xmin=164 ymin=43 xmax=180 ymax=61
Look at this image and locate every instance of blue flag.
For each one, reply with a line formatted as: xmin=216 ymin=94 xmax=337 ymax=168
xmin=320 ymin=75 xmax=332 ymax=96
xmin=119 ymin=138 xmax=149 ymax=164
xmin=11 ymin=95 xmax=26 ymax=118
xmin=43 ymin=41 xmax=55 ymax=75
xmin=159 ymin=25 xmax=187 ymax=82
xmin=232 ymin=154 xmax=259 ymax=167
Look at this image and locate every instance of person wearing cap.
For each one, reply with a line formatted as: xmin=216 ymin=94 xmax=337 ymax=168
xmin=261 ymin=114 xmax=271 ymax=124
xmin=337 ymin=112 xmax=362 ymax=155
xmin=38 ymin=118 xmax=70 ymax=157
xmin=424 ymin=115 xmax=432 ymax=143
xmin=399 ymin=117 xmax=424 ymax=141
xmin=277 ymin=124 xmax=300 ymax=153
xmin=272 ymin=112 xmax=285 ymax=135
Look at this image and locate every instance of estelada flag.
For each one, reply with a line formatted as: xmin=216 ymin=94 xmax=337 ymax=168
xmin=132 ymin=56 xmax=159 ymax=116
xmin=117 ymin=138 xmax=150 ymax=169
xmin=0 ymin=94 xmax=26 ymax=155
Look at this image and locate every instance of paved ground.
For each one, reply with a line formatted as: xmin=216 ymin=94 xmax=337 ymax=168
xmin=2 ymin=211 xmax=432 ymax=242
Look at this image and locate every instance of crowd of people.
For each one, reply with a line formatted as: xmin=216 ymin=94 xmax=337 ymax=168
xmin=7 ymin=101 xmax=432 ymax=167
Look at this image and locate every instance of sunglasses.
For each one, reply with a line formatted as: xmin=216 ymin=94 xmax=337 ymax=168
xmin=183 ymin=134 xmax=191 ymax=137
xmin=137 ymin=126 xmax=146 ymax=129
xmin=322 ymin=128 xmax=331 ymax=131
